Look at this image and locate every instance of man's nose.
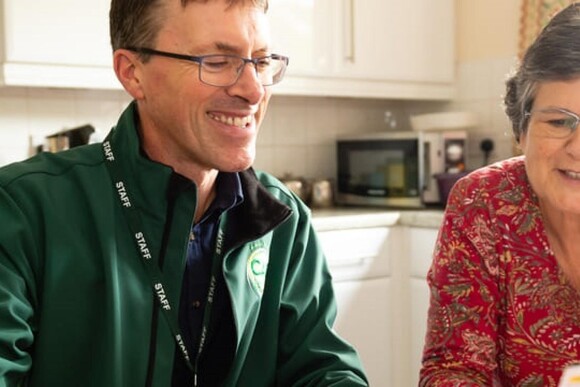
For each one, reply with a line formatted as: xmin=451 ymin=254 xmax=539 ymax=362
xmin=227 ymin=62 xmax=266 ymax=104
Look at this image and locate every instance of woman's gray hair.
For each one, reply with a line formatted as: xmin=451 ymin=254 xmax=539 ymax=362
xmin=504 ymin=2 xmax=580 ymax=142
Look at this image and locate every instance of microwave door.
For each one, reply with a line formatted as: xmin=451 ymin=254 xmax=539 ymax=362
xmin=421 ymin=132 xmax=444 ymax=204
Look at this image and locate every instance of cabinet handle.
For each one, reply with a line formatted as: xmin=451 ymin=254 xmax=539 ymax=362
xmin=328 ymin=255 xmax=376 ymax=268
xmin=343 ymin=0 xmax=355 ymax=63
xmin=422 ymin=140 xmax=432 ymax=192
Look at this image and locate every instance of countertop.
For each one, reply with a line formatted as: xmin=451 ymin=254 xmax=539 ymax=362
xmin=310 ymin=206 xmax=445 ymax=231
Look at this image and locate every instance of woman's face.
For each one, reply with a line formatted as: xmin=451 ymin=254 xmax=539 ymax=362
xmin=520 ymin=78 xmax=580 ymax=215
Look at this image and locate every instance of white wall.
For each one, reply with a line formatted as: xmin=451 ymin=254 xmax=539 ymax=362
xmin=448 ymin=0 xmax=522 ymax=167
xmin=456 ymin=1 xmax=521 ymax=62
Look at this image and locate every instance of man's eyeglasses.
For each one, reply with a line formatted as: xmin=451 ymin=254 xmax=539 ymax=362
xmin=525 ymin=107 xmax=580 ymax=139
xmin=126 ymin=47 xmax=289 ymax=87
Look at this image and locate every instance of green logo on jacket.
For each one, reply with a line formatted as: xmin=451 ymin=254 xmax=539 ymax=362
xmin=247 ymin=246 xmax=269 ymax=296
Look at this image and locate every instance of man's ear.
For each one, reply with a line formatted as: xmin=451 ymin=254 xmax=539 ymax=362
xmin=113 ymin=49 xmax=145 ymax=99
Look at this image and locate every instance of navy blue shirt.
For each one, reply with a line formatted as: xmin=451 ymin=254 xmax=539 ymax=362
xmin=172 ymin=172 xmax=243 ymax=386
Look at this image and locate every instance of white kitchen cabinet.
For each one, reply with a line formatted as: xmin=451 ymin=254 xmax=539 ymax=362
xmin=312 ymin=210 xmax=444 ymax=386
xmin=269 ymin=0 xmax=455 ymax=100
xmin=407 ymin=226 xmax=439 ymax=387
xmin=333 ymin=278 xmax=391 ymax=385
xmin=0 ymin=0 xmax=119 ymax=89
xmin=267 ymin=0 xmax=335 ymax=78
xmin=317 ymin=226 xmax=398 ymax=387
xmin=0 ymin=0 xmax=454 ymax=98
xmin=336 ymin=0 xmax=454 ymax=83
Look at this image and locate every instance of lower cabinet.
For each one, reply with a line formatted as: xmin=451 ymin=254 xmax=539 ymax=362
xmin=333 ymin=278 xmax=391 ymax=385
xmin=407 ymin=227 xmax=439 ymax=387
xmin=410 ymin=279 xmax=431 ymax=385
xmin=317 ymin=226 xmax=398 ymax=386
xmin=316 ymin=222 xmax=438 ymax=387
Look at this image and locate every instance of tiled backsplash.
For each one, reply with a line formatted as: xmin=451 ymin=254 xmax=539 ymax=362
xmin=0 ymin=87 xmax=431 ymax=179
xmin=449 ymin=57 xmax=520 ymax=167
xmin=0 ymin=88 xmax=130 ymax=166
xmin=256 ymin=96 xmax=431 ymax=179
xmin=0 ymin=57 xmax=518 ymax=179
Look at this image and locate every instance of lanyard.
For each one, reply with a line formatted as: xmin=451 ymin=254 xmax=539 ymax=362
xmin=102 ymin=133 xmax=225 ymax=386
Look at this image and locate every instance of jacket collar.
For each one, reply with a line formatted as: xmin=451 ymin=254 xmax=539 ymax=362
xmin=223 ymin=169 xmax=292 ymax=251
xmin=109 ymin=102 xmax=292 ymax=247
xmin=108 ymin=101 xmax=177 ymax=216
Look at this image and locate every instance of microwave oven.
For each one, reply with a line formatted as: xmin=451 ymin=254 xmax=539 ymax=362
xmin=335 ymin=130 xmax=467 ymax=208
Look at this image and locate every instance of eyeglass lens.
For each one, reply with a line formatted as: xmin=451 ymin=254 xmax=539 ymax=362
xmin=199 ymin=55 xmax=286 ymax=87
xmin=528 ymin=108 xmax=580 ymax=138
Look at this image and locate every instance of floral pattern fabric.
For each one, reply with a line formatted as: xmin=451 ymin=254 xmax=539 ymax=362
xmin=520 ymin=0 xmax=575 ymax=58
xmin=420 ymin=156 xmax=580 ymax=387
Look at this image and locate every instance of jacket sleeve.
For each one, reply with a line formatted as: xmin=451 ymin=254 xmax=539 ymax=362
xmin=0 ymin=187 xmax=37 ymax=387
xmin=419 ymin=179 xmax=502 ymax=386
xmin=276 ymin=205 xmax=368 ymax=386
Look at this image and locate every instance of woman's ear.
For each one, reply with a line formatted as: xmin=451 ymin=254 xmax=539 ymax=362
xmin=113 ymin=49 xmax=145 ymax=100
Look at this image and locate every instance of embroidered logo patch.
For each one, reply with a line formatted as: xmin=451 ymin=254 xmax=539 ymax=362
xmin=247 ymin=247 xmax=269 ymax=296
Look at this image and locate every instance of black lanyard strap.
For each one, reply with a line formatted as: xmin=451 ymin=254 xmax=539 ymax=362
xmin=102 ymin=133 xmax=225 ymax=386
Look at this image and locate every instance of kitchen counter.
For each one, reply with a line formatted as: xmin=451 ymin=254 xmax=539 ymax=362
xmin=311 ymin=206 xmax=445 ymax=231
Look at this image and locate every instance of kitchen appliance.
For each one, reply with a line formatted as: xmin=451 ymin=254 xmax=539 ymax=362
xmin=39 ymin=124 xmax=95 ymax=153
xmin=336 ymin=130 xmax=467 ymax=207
xmin=310 ymin=179 xmax=334 ymax=208
xmin=279 ymin=174 xmax=311 ymax=203
xmin=433 ymin=170 xmax=470 ymax=205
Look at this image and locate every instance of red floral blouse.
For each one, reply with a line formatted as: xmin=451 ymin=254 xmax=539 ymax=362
xmin=420 ymin=156 xmax=580 ymax=387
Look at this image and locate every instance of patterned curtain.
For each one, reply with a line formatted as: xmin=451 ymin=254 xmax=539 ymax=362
xmin=519 ymin=0 xmax=576 ymax=58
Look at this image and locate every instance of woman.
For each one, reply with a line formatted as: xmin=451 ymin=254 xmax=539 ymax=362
xmin=420 ymin=3 xmax=580 ymax=386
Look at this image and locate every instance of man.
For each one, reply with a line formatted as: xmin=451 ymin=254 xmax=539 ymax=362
xmin=0 ymin=0 xmax=368 ymax=386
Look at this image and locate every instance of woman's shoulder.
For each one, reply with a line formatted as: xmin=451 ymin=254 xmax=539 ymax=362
xmin=456 ymin=156 xmax=527 ymax=195
xmin=447 ymin=156 xmax=533 ymax=213
xmin=467 ymin=156 xmax=526 ymax=184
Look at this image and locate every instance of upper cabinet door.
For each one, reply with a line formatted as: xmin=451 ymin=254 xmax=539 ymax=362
xmin=336 ymin=0 xmax=455 ymax=83
xmin=268 ymin=0 xmax=335 ymax=78
xmin=5 ymin=1 xmax=110 ymax=66
xmin=0 ymin=0 xmax=119 ymax=89
xmin=269 ymin=0 xmax=455 ymax=100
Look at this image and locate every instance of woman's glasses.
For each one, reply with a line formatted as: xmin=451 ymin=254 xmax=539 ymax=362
xmin=525 ymin=107 xmax=580 ymax=139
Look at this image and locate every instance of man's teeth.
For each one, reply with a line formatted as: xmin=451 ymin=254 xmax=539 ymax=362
xmin=209 ymin=113 xmax=252 ymax=128
xmin=565 ymin=170 xmax=580 ymax=179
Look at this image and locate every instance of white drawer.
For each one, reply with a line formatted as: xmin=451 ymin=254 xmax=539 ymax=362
xmin=317 ymin=227 xmax=392 ymax=281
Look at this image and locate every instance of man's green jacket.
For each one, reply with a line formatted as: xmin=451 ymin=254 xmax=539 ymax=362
xmin=0 ymin=103 xmax=367 ymax=386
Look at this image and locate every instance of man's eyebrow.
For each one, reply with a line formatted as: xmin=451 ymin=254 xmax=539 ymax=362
xmin=208 ymin=42 xmax=270 ymax=56
xmin=209 ymin=42 xmax=236 ymax=54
